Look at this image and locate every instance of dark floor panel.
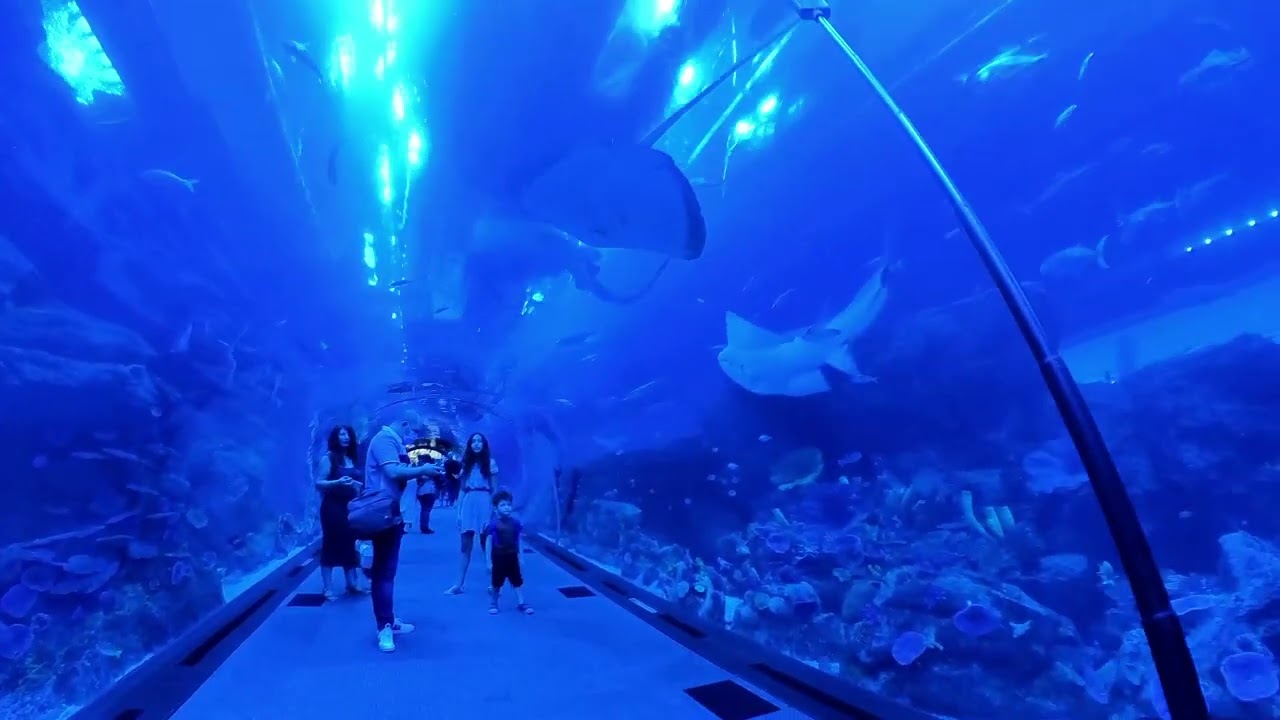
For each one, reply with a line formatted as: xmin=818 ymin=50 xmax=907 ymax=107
xmin=112 ymin=711 xmax=143 ymax=720
xmin=557 ymin=585 xmax=597 ymax=598
xmin=685 ymin=679 xmax=781 ymax=720
xmin=286 ymin=593 xmax=326 ymax=607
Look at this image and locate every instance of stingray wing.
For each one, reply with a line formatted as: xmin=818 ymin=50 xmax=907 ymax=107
xmin=520 ymin=143 xmax=707 ymax=260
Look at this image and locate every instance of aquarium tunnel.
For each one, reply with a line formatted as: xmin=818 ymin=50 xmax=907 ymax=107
xmin=1 ymin=0 xmax=1277 ymax=718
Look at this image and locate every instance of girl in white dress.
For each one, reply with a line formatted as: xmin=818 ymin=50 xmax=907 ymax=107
xmin=445 ymin=432 xmax=499 ymax=594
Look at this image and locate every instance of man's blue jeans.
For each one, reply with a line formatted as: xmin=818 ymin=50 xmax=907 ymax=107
xmin=370 ymin=522 xmax=403 ymax=630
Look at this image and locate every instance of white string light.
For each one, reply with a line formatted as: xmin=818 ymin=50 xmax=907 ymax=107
xmin=1182 ymin=203 xmax=1279 ymax=254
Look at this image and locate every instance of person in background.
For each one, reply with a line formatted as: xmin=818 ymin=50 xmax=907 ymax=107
xmin=441 ymin=452 xmax=462 ymax=507
xmin=444 ymin=433 xmax=499 ymax=595
xmin=415 ymin=468 xmax=438 ymax=535
xmin=364 ymin=418 xmax=440 ymax=652
xmin=315 ymin=425 xmax=365 ymax=599
xmin=486 ymin=490 xmax=534 ymax=615
xmin=397 ymin=426 xmax=421 ymax=531
xmin=432 ymin=464 xmax=446 ymax=508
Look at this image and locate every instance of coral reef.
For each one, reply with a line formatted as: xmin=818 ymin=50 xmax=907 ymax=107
xmin=555 ymin=333 xmax=1280 ymax=719
xmin=0 ymin=236 xmax=315 ymax=719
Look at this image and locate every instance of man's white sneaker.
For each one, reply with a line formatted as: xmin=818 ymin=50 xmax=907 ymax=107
xmin=378 ymin=625 xmax=395 ymax=652
xmin=391 ymin=619 xmax=415 ymax=635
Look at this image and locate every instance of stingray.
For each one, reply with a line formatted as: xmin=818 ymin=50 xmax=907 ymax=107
xmin=717 ymin=260 xmax=895 ymax=397
xmin=474 ymin=22 xmax=797 ymax=302
xmin=503 ymin=21 xmax=797 ymax=262
xmin=518 ymin=143 xmax=706 ymax=261
xmin=469 ymin=218 xmax=669 ymax=306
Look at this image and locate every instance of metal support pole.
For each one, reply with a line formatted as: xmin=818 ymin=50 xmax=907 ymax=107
xmin=788 ymin=1 xmax=1209 ymax=717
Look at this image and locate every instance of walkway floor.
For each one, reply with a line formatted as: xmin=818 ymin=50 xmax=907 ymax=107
xmin=172 ymin=509 xmax=809 ymax=720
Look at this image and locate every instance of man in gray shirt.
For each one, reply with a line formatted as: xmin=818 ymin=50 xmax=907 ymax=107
xmin=364 ymin=417 xmax=440 ymax=652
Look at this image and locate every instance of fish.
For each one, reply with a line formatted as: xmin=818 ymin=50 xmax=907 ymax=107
xmin=1053 ymin=104 xmax=1077 ymax=129
xmin=1179 ymin=48 xmax=1251 ymax=86
xmin=92 ymin=117 xmax=131 ymax=127
xmin=556 ymin=331 xmax=597 ymax=348
xmin=282 ymin=40 xmax=327 ymax=85
xmin=621 ymin=380 xmax=659 ymax=401
xmin=268 ymin=58 xmax=285 ymax=86
xmin=388 ymin=278 xmax=413 ymax=289
xmin=838 ymin=451 xmax=863 ymax=466
xmin=473 ymin=101 xmax=713 ymax=311
xmin=171 ymin=322 xmax=193 ymax=353
xmin=1025 ymin=161 xmax=1098 ymax=210
xmin=100 ymin=448 xmax=143 ymax=462
xmin=1039 ymin=236 xmax=1109 ymax=280
xmin=1176 ymin=173 xmax=1227 ymax=209
xmin=1077 ymin=52 xmax=1095 ymax=80
xmin=717 ymin=260 xmax=894 ymax=397
xmin=140 ymin=169 xmax=198 ymax=192
xmin=1115 ymin=175 xmax=1224 ymax=234
xmin=1119 ymin=199 xmax=1177 ymax=228
xmin=957 ymin=46 xmax=1048 ymax=84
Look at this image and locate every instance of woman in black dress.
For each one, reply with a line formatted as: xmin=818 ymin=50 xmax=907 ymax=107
xmin=316 ymin=425 xmax=366 ymax=598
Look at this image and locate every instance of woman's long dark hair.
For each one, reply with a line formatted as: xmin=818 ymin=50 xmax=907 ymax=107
xmin=461 ymin=432 xmax=492 ymax=479
xmin=327 ymin=425 xmax=358 ymax=465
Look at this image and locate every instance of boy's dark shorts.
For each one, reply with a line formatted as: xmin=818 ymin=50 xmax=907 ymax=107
xmin=491 ymin=552 xmax=523 ymax=589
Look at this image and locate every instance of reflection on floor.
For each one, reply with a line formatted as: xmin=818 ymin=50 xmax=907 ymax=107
xmin=172 ymin=509 xmax=807 ymax=720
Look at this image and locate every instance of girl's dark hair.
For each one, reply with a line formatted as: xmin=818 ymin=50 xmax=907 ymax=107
xmin=492 ymin=489 xmax=513 ymax=507
xmin=461 ymin=432 xmax=492 ymax=480
xmin=327 ymin=425 xmax=358 ymax=464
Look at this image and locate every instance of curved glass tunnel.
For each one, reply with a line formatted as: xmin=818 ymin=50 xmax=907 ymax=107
xmin=1 ymin=0 xmax=1276 ymax=719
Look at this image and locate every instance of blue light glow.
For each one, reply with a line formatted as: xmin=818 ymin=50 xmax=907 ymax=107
xmin=40 ymin=0 xmax=126 ymax=105
xmin=333 ymin=0 xmax=436 ymax=362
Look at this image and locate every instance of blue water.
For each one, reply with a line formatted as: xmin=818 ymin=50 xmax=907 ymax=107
xmin=2 ymin=0 xmax=1278 ymax=718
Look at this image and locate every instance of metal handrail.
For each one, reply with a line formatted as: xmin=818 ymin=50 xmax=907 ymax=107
xmin=788 ymin=1 xmax=1208 ymax=716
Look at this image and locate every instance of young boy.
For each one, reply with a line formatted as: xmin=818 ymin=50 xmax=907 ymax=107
xmin=485 ymin=490 xmax=534 ymax=615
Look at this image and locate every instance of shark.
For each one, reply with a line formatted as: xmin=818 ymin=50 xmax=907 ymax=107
xmin=717 ymin=261 xmax=894 ymax=397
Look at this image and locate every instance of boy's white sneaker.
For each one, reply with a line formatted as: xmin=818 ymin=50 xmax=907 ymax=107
xmin=377 ymin=625 xmax=395 ymax=652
